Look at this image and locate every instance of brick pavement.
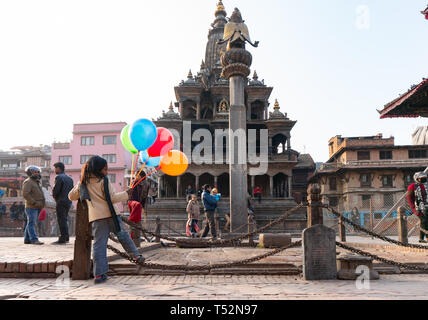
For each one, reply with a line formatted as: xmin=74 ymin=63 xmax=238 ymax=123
xmin=1 ymin=274 xmax=428 ymax=300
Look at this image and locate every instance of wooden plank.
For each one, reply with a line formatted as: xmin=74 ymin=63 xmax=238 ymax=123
xmin=26 ymin=263 xmax=34 ymax=273
xmin=0 ymin=262 xmax=6 ymax=273
xmin=41 ymin=263 xmax=49 ymax=273
xmin=72 ymin=200 xmax=92 ymax=280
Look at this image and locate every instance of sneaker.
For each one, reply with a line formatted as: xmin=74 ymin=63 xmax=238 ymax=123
xmin=419 ymin=240 xmax=427 ymax=243
xmin=24 ymin=240 xmax=31 ymax=244
xmin=30 ymin=240 xmax=44 ymax=245
xmin=51 ymin=241 xmax=67 ymax=245
xmin=135 ymin=255 xmax=145 ymax=264
xmin=94 ymin=274 xmax=108 ymax=284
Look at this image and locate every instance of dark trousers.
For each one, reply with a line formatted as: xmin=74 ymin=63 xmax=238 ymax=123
xmin=255 ymin=193 xmax=261 ymax=203
xmin=419 ymin=215 xmax=428 ymax=240
xmin=201 ymin=210 xmax=216 ymax=238
xmin=56 ymin=203 xmax=71 ymax=242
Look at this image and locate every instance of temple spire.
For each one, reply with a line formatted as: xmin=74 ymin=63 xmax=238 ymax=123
xmin=274 ymin=99 xmax=280 ymax=111
xmin=187 ymin=70 xmax=193 ymax=79
xmin=212 ymin=0 xmax=227 ymax=28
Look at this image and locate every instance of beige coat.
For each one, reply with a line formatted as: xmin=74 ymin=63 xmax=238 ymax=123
xmin=68 ymin=177 xmax=129 ymax=223
xmin=186 ymin=200 xmax=200 ymax=220
xmin=22 ymin=178 xmax=45 ymax=209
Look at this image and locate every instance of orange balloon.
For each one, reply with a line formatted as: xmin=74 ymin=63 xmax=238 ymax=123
xmin=160 ymin=150 xmax=189 ymax=176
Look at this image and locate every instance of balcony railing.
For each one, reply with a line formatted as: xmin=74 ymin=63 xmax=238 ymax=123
xmin=318 ymin=159 xmax=427 ymax=172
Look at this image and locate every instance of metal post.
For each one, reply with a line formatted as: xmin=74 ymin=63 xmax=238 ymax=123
xmin=248 ymin=214 xmax=254 ymax=246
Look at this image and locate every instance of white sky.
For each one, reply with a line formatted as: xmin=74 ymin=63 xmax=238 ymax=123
xmin=0 ymin=0 xmax=427 ymax=162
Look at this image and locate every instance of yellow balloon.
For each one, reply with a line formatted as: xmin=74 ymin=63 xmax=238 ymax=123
xmin=160 ymin=150 xmax=189 ymax=176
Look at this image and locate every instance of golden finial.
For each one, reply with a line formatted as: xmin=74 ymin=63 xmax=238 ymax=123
xmin=253 ymin=70 xmax=258 ymax=80
xmin=217 ymin=0 xmax=225 ymax=11
xmin=274 ymin=99 xmax=280 ymax=110
xmin=169 ymin=102 xmax=173 ymax=111
xmin=187 ymin=70 xmax=193 ymax=79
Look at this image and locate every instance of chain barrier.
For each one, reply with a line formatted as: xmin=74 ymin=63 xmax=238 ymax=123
xmin=336 ymin=241 xmax=428 ymax=272
xmin=120 ymin=204 xmax=305 ymax=246
xmin=106 ymin=240 xmax=302 ymax=272
xmin=324 ymin=205 xmax=428 ymax=250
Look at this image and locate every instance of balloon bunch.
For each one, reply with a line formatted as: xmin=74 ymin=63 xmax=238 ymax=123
xmin=120 ymin=119 xmax=189 ymax=189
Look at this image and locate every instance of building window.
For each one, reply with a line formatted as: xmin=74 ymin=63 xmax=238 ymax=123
xmin=357 ymin=151 xmax=371 ymax=161
xmin=81 ymin=136 xmax=95 ymax=146
xmin=103 ymin=154 xmax=117 ymax=164
xmin=382 ymin=175 xmax=393 ymax=188
xmin=80 ymin=155 xmax=93 ymax=164
xmin=329 ymin=177 xmax=337 ymax=191
xmin=103 ymin=136 xmax=117 ymax=145
xmin=59 ymin=156 xmax=72 ymax=165
xmin=362 ymin=195 xmax=372 ymax=209
xmin=383 ymin=193 xmax=394 ymax=207
xmin=409 ymin=150 xmax=427 ymax=159
xmin=328 ymin=197 xmax=338 ymax=207
xmin=360 ymin=174 xmax=371 ymax=187
xmin=404 ymin=174 xmax=413 ymax=187
xmin=379 ymin=151 xmax=393 ymax=160
xmin=107 ymin=174 xmax=116 ymax=183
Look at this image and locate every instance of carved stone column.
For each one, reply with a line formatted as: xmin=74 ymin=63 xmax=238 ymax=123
xmin=220 ymin=7 xmax=258 ymax=233
xmin=195 ymin=175 xmax=200 ymax=192
xmin=269 ymin=175 xmax=274 ymax=198
xmin=176 ymin=176 xmax=181 ymax=199
xmin=307 ymin=184 xmax=323 ymax=227
xmin=288 ymin=176 xmax=293 ymax=198
xmin=196 ymin=100 xmax=201 ymax=120
xmin=157 ymin=176 xmax=162 ymax=199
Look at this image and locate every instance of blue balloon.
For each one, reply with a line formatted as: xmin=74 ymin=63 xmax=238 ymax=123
xmin=129 ymin=119 xmax=157 ymax=151
xmin=0 ymin=190 xmax=3 ymax=197
xmin=140 ymin=150 xmax=161 ymax=167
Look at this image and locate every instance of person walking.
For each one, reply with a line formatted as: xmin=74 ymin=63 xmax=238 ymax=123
xmin=186 ymin=194 xmax=200 ymax=237
xmin=10 ymin=202 xmax=18 ymax=221
xmin=68 ymin=156 xmax=145 ymax=284
xmin=52 ymin=162 xmax=74 ymax=245
xmin=407 ymin=172 xmax=428 ymax=243
xmin=22 ymin=166 xmax=45 ymax=245
xmin=200 ymin=184 xmax=218 ymax=239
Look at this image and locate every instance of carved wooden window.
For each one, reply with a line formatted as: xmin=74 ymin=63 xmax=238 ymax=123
xmin=379 ymin=151 xmax=393 ymax=160
xmin=357 ymin=151 xmax=371 ymax=161
xmin=360 ymin=174 xmax=371 ymax=187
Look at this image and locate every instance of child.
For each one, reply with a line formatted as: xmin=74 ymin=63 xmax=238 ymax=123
xmin=211 ymin=188 xmax=221 ymax=202
xmin=68 ymin=156 xmax=145 ymax=284
xmin=186 ymin=194 xmax=200 ymax=238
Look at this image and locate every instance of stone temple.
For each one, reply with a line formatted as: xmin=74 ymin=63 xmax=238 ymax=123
xmin=150 ymin=1 xmax=314 ymax=234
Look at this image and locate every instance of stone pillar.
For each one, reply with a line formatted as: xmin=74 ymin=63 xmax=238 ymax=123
xmin=176 ymin=176 xmax=181 ymax=199
xmin=195 ymin=175 xmax=200 ymax=192
xmin=220 ymin=7 xmax=256 ymax=233
xmin=251 ymin=176 xmax=256 ymax=196
xmin=288 ymin=176 xmax=293 ymax=198
xmin=214 ymin=175 xmax=218 ymax=188
xmin=307 ymin=184 xmax=323 ymax=227
xmin=196 ymin=101 xmax=201 ymax=120
xmin=157 ymin=176 xmax=162 ymax=199
xmin=269 ymin=175 xmax=274 ymax=198
xmin=228 ymin=76 xmax=248 ymax=231
xmin=247 ymin=101 xmax=252 ymax=121
xmin=179 ymin=101 xmax=184 ymax=118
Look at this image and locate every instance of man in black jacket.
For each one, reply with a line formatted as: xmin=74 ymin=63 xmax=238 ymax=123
xmin=52 ymin=162 xmax=74 ymax=245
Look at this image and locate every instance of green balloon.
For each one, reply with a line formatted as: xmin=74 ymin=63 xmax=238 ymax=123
xmin=120 ymin=124 xmax=138 ymax=154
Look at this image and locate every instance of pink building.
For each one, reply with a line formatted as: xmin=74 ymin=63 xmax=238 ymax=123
xmin=50 ymin=122 xmax=132 ymax=205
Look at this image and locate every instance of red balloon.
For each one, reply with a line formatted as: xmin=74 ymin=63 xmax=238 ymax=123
xmin=147 ymin=127 xmax=174 ymax=157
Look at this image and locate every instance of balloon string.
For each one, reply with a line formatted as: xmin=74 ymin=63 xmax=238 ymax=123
xmin=130 ymin=151 xmax=140 ymax=188
xmin=129 ymin=153 xmax=135 ymax=188
xmin=131 ymin=167 xmax=160 ymax=189
xmin=131 ymin=157 xmax=149 ymax=189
